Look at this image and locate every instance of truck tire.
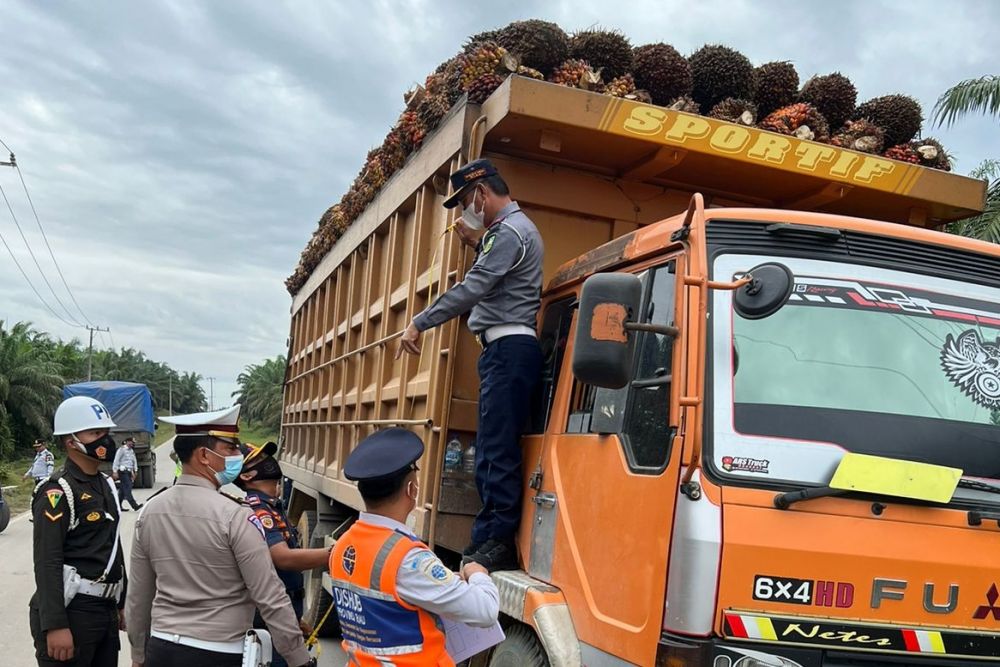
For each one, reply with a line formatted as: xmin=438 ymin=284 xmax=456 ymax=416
xmin=0 ymin=503 xmax=10 ymax=533
xmin=137 ymin=465 xmax=152 ymax=489
xmin=299 ymin=511 xmax=341 ymax=638
xmin=489 ymin=624 xmax=549 ymax=667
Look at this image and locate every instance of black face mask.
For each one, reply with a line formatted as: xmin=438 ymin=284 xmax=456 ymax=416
xmin=251 ymin=457 xmax=283 ymax=482
xmin=73 ymin=433 xmax=117 ymax=461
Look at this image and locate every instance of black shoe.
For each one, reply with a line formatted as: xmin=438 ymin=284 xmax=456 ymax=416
xmin=469 ymin=540 xmax=519 ymax=572
xmin=133 ymin=504 xmax=143 ymax=510
xmin=120 ymin=507 xmax=130 ymax=512
xmin=460 ymin=541 xmax=484 ymax=566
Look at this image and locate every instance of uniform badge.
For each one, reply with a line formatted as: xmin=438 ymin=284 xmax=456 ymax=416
xmin=413 ymin=550 xmax=454 ymax=584
xmin=247 ymin=514 xmax=266 ymax=538
xmin=482 ymin=234 xmax=495 ymax=255
xmin=246 ymin=495 xmax=261 ymax=506
xmin=342 ymin=545 xmax=357 ymax=575
xmin=260 ymin=514 xmax=274 ymax=529
xmin=79 ymin=492 xmax=93 ymax=501
xmin=45 ymin=489 xmax=63 ymax=509
xmin=86 ymin=511 xmax=101 ymax=522
xmin=95 ymin=446 xmax=107 ymax=458
xmin=44 ymin=510 xmax=63 ymax=522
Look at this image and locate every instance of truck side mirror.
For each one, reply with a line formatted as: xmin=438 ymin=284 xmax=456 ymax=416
xmin=572 ymin=273 xmax=643 ymax=389
xmin=733 ymin=262 xmax=795 ymax=320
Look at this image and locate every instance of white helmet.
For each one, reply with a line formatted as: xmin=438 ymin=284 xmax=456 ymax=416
xmin=53 ymin=396 xmax=117 ymax=435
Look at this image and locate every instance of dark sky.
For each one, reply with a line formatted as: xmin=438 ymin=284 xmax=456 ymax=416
xmin=1 ymin=0 xmax=997 ymax=401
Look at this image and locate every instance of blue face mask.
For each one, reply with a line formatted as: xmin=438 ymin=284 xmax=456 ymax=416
xmin=206 ymin=447 xmax=244 ymax=486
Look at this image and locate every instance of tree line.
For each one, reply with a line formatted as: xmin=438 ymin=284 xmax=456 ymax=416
xmin=0 ymin=320 xmax=207 ymax=459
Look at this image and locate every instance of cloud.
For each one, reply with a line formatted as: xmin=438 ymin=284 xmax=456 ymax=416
xmin=0 ymin=0 xmax=997 ymax=404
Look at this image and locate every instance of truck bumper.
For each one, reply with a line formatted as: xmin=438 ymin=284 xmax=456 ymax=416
xmin=656 ymin=634 xmax=987 ymax=666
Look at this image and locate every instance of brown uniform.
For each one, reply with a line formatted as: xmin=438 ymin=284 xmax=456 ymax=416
xmin=125 ymin=474 xmax=309 ymax=666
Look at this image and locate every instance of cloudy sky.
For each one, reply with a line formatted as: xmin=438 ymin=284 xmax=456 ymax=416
xmin=1 ymin=0 xmax=997 ymax=404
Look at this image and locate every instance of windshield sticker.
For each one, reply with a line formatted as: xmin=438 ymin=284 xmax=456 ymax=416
xmin=786 ymin=278 xmax=1000 ymax=328
xmin=722 ymin=455 xmax=770 ymax=474
xmin=941 ymin=330 xmax=1000 ymax=409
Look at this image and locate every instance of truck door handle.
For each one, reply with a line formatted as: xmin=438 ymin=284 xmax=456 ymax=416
xmin=531 ymin=493 xmax=557 ymax=508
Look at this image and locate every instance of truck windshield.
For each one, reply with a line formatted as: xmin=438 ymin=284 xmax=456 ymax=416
xmin=710 ymin=253 xmax=1000 ymax=503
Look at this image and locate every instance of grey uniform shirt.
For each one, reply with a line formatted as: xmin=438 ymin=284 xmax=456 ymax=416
xmin=112 ymin=447 xmax=137 ymax=473
xmin=126 ymin=474 xmax=310 ymax=666
xmin=413 ymin=201 xmax=543 ymax=334
xmin=27 ymin=449 xmax=54 ymax=479
xmin=357 ymin=513 xmax=499 ymax=627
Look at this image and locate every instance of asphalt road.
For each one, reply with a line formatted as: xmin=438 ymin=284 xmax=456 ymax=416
xmin=0 ymin=440 xmax=346 ymax=666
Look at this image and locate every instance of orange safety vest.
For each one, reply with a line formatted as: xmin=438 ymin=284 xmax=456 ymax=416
xmin=330 ymin=520 xmax=454 ymax=666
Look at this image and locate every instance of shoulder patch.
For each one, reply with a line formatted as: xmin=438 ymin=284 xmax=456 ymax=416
xmin=255 ymin=511 xmax=275 ymax=530
xmin=45 ymin=489 xmax=64 ymax=509
xmin=245 ymin=494 xmax=262 ymax=506
xmin=44 ymin=510 xmax=64 ymax=522
xmin=410 ymin=549 xmax=454 ymax=585
xmin=220 ymin=491 xmax=245 ymax=505
xmin=86 ymin=511 xmax=101 ymax=522
xmin=481 ymin=234 xmax=496 ymax=255
xmin=247 ymin=513 xmax=266 ymax=539
xmin=79 ymin=492 xmax=92 ymax=501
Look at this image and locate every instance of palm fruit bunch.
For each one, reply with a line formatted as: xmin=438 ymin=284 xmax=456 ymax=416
xmin=467 ymin=73 xmax=507 ymax=104
xmin=379 ymin=128 xmax=407 ymax=175
xmin=442 ymin=58 xmax=466 ymax=105
xmin=605 ymin=74 xmax=637 ymax=98
xmin=753 ymin=61 xmax=799 ymax=117
xmin=760 ymin=102 xmax=830 ymax=142
xmin=853 ymin=94 xmax=922 ymax=147
xmin=397 ymin=110 xmax=425 ymax=153
xmin=632 ymin=43 xmax=692 ymax=106
xmin=830 ymin=119 xmax=885 ymax=154
xmin=798 ymin=73 xmax=857 ymax=130
xmin=689 ymin=44 xmax=755 ymax=111
xmin=516 ymin=65 xmax=545 ymax=80
xmin=496 ymin=19 xmax=569 ymax=76
xmin=910 ymin=137 xmax=951 ymax=171
xmin=549 ymin=59 xmax=604 ymax=91
xmin=569 ymin=29 xmax=633 ymax=80
xmin=709 ymin=98 xmax=758 ymax=126
xmin=883 ymin=143 xmax=921 ymax=164
xmin=463 ymin=28 xmax=501 ymax=52
xmin=362 ymin=147 xmax=388 ymax=190
xmin=668 ymin=96 xmax=701 ymax=114
xmin=458 ymin=42 xmax=512 ymax=90
xmin=416 ymin=92 xmax=451 ymax=133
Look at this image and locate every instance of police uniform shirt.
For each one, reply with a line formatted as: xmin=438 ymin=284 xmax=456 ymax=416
xmin=125 ymin=474 xmax=310 ymax=666
xmin=244 ymin=489 xmax=304 ymax=593
xmin=413 ymin=201 xmax=543 ymax=335
xmin=356 ymin=512 xmax=499 ymax=627
xmin=32 ymin=458 xmax=127 ymax=631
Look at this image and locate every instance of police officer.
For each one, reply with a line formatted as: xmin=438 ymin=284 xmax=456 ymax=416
xmin=235 ymin=441 xmax=331 ymax=667
xmin=398 ymin=159 xmax=544 ymax=571
xmin=29 ymin=396 xmax=127 ymax=667
xmin=25 ymin=438 xmax=55 ymax=484
xmin=125 ymin=406 xmax=313 ymax=667
xmin=111 ymin=437 xmax=142 ymax=511
xmin=330 ymin=428 xmax=500 ymax=664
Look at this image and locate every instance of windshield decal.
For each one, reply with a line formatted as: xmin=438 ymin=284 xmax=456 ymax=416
xmin=722 ymin=455 xmax=770 ymax=474
xmin=941 ymin=330 xmax=1000 ymax=409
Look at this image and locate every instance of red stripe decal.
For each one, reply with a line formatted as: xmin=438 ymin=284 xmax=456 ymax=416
xmin=726 ymin=614 xmax=748 ymax=638
xmin=979 ymin=316 xmax=1000 ymax=326
xmin=849 ymin=292 xmax=876 ymax=306
xmin=902 ymin=629 xmax=920 ymax=652
xmin=933 ymin=309 xmax=977 ymax=322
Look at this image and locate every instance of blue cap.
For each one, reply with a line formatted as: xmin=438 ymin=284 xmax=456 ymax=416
xmin=443 ymin=158 xmax=499 ymax=209
xmin=344 ymin=428 xmax=425 ymax=481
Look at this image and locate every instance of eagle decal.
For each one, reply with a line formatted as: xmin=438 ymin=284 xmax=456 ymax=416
xmin=940 ymin=330 xmax=1000 ymax=409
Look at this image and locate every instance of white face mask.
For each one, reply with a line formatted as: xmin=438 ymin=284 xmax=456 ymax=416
xmin=460 ymin=188 xmax=485 ymax=230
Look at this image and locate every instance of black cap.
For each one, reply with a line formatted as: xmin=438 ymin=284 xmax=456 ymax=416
xmin=443 ymin=159 xmax=498 ymax=209
xmin=344 ymin=428 xmax=424 ymax=481
xmin=33 ymin=439 xmax=45 ymax=447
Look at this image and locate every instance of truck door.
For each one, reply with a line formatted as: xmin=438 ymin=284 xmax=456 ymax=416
xmin=534 ymin=260 xmax=685 ymax=665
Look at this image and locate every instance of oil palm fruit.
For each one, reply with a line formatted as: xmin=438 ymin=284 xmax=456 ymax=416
xmin=760 ymin=102 xmax=830 ymax=142
xmin=569 ymin=29 xmax=633 ymax=80
xmin=883 ymin=143 xmax=921 ymax=164
xmin=753 ymin=61 xmax=799 ymax=116
xmin=853 ymin=94 xmax=922 ymax=147
xmin=709 ymin=98 xmax=758 ymax=126
xmin=467 ymin=73 xmax=507 ymax=104
xmin=830 ymin=119 xmax=885 ymax=154
xmin=798 ymin=72 xmax=857 ymax=130
xmin=632 ymin=43 xmax=692 ymax=106
xmin=910 ymin=137 xmax=952 ymax=171
xmin=496 ymin=19 xmax=569 ymax=76
xmin=689 ymin=44 xmax=755 ymax=111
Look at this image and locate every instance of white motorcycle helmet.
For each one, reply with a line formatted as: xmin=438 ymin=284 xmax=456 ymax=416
xmin=53 ymin=396 xmax=117 ymax=436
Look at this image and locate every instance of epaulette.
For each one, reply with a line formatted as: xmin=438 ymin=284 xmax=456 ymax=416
xmin=220 ymin=490 xmax=250 ymax=506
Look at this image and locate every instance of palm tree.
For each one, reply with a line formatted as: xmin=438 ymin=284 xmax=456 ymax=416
xmin=0 ymin=322 xmax=64 ymax=457
xmin=947 ymin=160 xmax=1000 ymax=242
xmin=932 ymin=75 xmax=1000 ymax=128
xmin=232 ymin=356 xmax=286 ymax=432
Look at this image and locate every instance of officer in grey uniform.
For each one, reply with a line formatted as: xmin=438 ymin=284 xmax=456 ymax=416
xmin=398 ymin=158 xmax=544 ymax=572
xmin=125 ymin=406 xmax=313 ymax=667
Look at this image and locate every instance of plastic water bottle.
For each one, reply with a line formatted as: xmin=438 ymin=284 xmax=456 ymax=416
xmin=444 ymin=438 xmax=462 ymax=472
xmin=462 ymin=443 xmax=476 ymax=474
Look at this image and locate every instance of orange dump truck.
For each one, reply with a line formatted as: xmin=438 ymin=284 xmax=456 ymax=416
xmin=281 ymin=76 xmax=996 ymax=665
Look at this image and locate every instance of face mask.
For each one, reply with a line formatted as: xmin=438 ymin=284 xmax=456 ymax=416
xmin=205 ymin=447 xmax=244 ymax=486
xmin=72 ymin=433 xmax=117 ymax=461
xmin=460 ymin=188 xmax=485 ymax=230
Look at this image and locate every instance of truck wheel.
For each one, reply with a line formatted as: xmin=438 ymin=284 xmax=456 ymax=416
xmin=488 ymin=624 xmax=549 ymax=667
xmin=137 ymin=465 xmax=151 ymax=489
xmin=299 ymin=511 xmax=341 ymax=638
xmin=0 ymin=503 xmax=10 ymax=533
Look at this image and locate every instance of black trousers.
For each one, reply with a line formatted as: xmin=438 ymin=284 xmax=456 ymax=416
xmin=118 ymin=471 xmax=141 ymax=510
xmin=144 ymin=637 xmax=242 ymax=667
xmin=29 ymin=594 xmax=119 ymax=667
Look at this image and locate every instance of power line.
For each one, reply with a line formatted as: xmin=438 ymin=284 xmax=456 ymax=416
xmin=13 ymin=158 xmax=96 ymax=326
xmin=0 ymin=225 xmax=83 ymax=327
xmin=0 ymin=179 xmax=85 ymax=326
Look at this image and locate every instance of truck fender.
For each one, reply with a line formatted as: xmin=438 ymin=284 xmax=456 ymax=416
xmin=492 ymin=570 xmax=581 ymax=667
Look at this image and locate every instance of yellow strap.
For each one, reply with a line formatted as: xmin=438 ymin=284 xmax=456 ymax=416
xmin=305 ymin=600 xmax=336 ymax=657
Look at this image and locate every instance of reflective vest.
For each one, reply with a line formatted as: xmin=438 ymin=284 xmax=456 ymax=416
xmin=330 ymin=520 xmax=453 ymax=666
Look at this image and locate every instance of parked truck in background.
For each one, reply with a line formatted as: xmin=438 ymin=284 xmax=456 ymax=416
xmin=63 ymin=381 xmax=157 ymax=488
xmin=280 ymin=76 xmax=996 ymax=665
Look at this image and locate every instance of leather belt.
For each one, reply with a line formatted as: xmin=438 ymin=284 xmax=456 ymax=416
xmin=151 ymin=630 xmax=244 ymax=654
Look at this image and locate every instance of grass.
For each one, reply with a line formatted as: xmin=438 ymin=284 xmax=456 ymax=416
xmin=240 ymin=423 xmax=280 ymax=446
xmin=153 ymin=422 xmax=176 ymax=447
xmin=1 ymin=451 xmax=65 ymax=515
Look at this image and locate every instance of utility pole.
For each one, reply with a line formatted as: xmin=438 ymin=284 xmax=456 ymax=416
xmin=168 ymin=375 xmax=173 ymax=415
xmin=207 ymin=376 xmax=215 ymax=411
xmin=86 ymin=325 xmax=110 ymax=381
xmin=0 ymin=153 xmax=14 ymax=168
